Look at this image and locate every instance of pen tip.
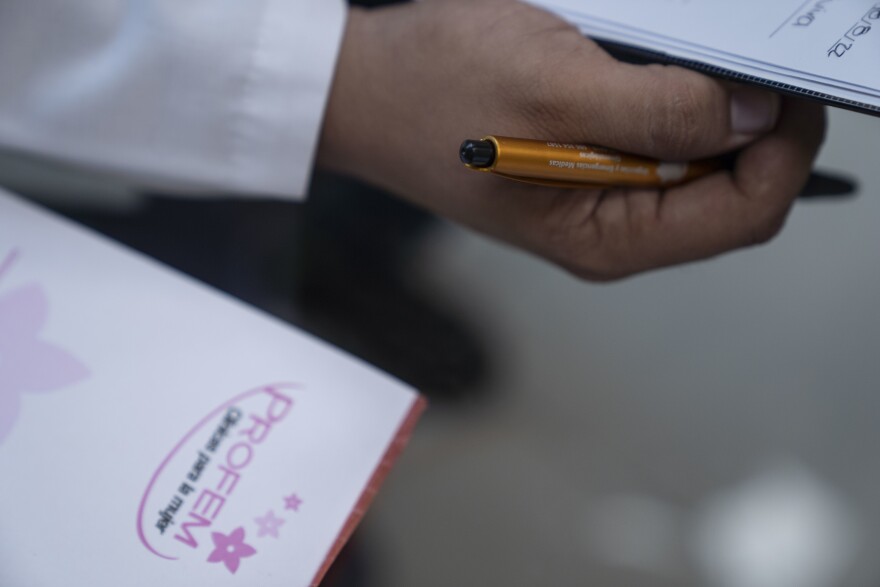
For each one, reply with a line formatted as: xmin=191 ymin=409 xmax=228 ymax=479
xmin=460 ymin=139 xmax=495 ymax=168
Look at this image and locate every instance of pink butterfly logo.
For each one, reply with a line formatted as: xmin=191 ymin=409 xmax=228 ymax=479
xmin=0 ymin=250 xmax=89 ymax=445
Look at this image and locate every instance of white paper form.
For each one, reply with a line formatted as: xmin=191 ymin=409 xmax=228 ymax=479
xmin=529 ymin=0 xmax=880 ymax=113
xmin=0 ymin=189 xmax=424 ymax=587
xmin=576 ymin=19 xmax=880 ymax=101
xmin=552 ymin=1 xmax=880 ymax=94
xmin=559 ymin=11 xmax=880 ymax=110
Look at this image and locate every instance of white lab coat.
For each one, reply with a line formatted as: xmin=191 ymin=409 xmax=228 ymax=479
xmin=0 ymin=0 xmax=347 ymax=199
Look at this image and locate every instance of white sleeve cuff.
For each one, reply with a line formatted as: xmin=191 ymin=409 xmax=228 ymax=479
xmin=229 ymin=0 xmax=347 ymax=199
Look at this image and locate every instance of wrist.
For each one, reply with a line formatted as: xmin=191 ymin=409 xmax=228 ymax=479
xmin=315 ymin=7 xmax=375 ymax=179
xmin=315 ymin=3 xmax=439 ymax=199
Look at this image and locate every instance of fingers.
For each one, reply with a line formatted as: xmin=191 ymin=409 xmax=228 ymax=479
xmin=561 ymin=59 xmax=781 ymax=161
xmin=530 ymin=99 xmax=825 ymax=280
xmin=657 ymin=98 xmax=825 ymax=258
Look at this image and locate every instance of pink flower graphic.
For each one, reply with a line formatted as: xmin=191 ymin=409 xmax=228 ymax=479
xmin=207 ymin=527 xmax=257 ymax=574
xmin=0 ymin=282 xmax=89 ymax=445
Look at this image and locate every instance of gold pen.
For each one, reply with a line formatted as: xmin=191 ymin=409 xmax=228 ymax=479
xmin=459 ymin=135 xmax=857 ymax=198
xmin=460 ymin=135 xmax=721 ymax=189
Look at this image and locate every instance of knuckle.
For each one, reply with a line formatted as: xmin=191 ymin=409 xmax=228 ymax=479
xmin=560 ymin=248 xmax=617 ymax=281
xmin=527 ymin=69 xmax=596 ymax=136
xmin=536 ymin=190 xmax=640 ymax=282
xmin=568 ymin=263 xmax=631 ymax=282
xmin=746 ymin=207 xmax=788 ymax=246
xmin=647 ymin=74 xmax=705 ymax=159
xmin=556 ymin=243 xmax=629 ymax=281
xmin=534 ymin=191 xmax=606 ymax=273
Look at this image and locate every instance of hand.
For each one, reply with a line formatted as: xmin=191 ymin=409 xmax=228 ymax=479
xmin=317 ymin=0 xmax=826 ymax=280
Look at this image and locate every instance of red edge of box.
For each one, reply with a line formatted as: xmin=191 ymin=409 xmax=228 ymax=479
xmin=310 ymin=395 xmax=428 ymax=587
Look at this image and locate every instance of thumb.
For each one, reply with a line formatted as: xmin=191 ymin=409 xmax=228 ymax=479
xmin=568 ymin=60 xmax=781 ymax=161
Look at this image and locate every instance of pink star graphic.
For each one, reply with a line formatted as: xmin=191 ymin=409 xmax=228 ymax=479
xmin=284 ymin=493 xmax=303 ymax=512
xmin=254 ymin=510 xmax=285 ymax=538
xmin=207 ymin=527 xmax=257 ymax=574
